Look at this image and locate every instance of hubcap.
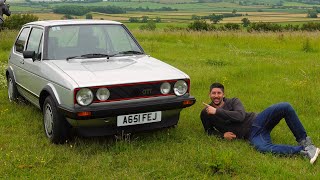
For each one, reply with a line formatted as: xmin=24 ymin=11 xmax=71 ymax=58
xmin=8 ymin=78 xmax=13 ymax=101
xmin=44 ymin=103 xmax=54 ymax=138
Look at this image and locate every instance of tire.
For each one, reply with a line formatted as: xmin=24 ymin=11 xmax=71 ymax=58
xmin=7 ymin=75 xmax=19 ymax=102
xmin=43 ymin=96 xmax=71 ymax=144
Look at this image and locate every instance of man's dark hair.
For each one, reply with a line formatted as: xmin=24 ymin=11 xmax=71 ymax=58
xmin=209 ymin=82 xmax=224 ymax=92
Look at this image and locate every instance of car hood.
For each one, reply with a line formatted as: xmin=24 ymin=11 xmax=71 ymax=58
xmin=50 ymin=55 xmax=189 ymax=87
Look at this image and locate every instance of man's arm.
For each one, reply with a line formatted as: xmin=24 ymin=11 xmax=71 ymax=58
xmin=200 ymin=108 xmax=223 ymax=138
xmin=215 ymin=98 xmax=246 ymax=122
xmin=207 ymin=127 xmax=224 ymax=138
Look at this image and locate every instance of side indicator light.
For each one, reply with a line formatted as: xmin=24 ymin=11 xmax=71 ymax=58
xmin=182 ymin=100 xmax=195 ymax=106
xmin=77 ymin=111 xmax=92 ymax=117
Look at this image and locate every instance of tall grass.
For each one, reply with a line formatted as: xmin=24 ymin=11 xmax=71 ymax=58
xmin=1 ymin=30 xmax=320 ymax=178
xmin=0 ymin=30 xmax=18 ymax=88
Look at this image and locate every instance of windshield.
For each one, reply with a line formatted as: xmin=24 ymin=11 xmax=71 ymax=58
xmin=46 ymin=24 xmax=143 ymax=60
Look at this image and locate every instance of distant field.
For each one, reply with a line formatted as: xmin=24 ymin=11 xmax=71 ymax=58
xmin=8 ymin=5 xmax=44 ymax=12
xmin=8 ymin=1 xmax=312 ymax=13
xmin=48 ymin=2 xmax=307 ymax=13
xmin=48 ymin=2 xmax=245 ymax=11
xmin=33 ymin=13 xmax=64 ymax=20
xmin=283 ymin=2 xmax=320 ymax=7
xmin=5 ymin=0 xmax=318 ymax=25
xmin=32 ymin=11 xmax=320 ymax=26
xmin=222 ymin=12 xmax=320 ymax=23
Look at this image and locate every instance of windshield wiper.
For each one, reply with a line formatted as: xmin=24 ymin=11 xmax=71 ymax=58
xmin=66 ymin=53 xmax=115 ymax=60
xmin=116 ymin=50 xmax=144 ymax=55
xmin=66 ymin=55 xmax=85 ymax=60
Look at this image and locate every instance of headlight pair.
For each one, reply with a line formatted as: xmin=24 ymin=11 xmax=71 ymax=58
xmin=76 ymin=88 xmax=110 ymax=106
xmin=160 ymin=80 xmax=188 ymax=97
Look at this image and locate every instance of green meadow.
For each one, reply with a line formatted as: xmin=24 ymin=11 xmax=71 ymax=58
xmin=1 ymin=29 xmax=320 ymax=178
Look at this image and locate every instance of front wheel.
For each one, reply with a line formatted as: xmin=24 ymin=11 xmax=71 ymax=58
xmin=43 ymin=96 xmax=71 ymax=144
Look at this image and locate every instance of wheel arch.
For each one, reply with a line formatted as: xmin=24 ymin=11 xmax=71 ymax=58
xmin=40 ymin=85 xmax=61 ymax=111
xmin=6 ymin=66 xmax=16 ymax=82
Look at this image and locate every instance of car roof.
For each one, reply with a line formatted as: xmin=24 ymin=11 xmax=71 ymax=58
xmin=24 ymin=20 xmax=123 ymax=27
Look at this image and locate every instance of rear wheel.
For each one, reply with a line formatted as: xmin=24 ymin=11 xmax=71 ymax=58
xmin=7 ymin=75 xmax=19 ymax=102
xmin=43 ymin=96 xmax=71 ymax=144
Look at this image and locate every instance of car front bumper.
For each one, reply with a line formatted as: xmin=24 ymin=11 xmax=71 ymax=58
xmin=58 ymin=95 xmax=195 ymax=136
xmin=58 ymin=95 xmax=196 ymax=120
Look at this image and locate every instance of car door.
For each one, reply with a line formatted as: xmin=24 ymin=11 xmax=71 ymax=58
xmin=18 ymin=26 xmax=44 ymax=106
xmin=10 ymin=27 xmax=31 ymax=98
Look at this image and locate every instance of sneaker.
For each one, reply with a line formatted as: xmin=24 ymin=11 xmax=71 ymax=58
xmin=305 ymin=145 xmax=320 ymax=164
xmin=299 ymin=137 xmax=320 ymax=164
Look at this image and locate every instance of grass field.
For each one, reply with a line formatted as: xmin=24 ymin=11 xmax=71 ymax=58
xmin=1 ymin=29 xmax=320 ymax=178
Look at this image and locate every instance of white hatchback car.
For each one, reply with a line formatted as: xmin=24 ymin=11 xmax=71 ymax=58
xmin=6 ymin=20 xmax=196 ymax=143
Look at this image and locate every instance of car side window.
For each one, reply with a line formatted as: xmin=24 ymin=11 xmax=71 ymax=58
xmin=15 ymin=27 xmax=30 ymax=53
xmin=26 ymin=27 xmax=43 ymax=60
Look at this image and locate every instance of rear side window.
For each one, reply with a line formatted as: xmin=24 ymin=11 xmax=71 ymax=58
xmin=15 ymin=27 xmax=30 ymax=53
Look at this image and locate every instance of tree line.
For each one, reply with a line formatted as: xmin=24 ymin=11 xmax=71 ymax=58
xmin=126 ymin=6 xmax=177 ymax=12
xmin=53 ymin=6 xmax=126 ymax=16
xmin=187 ymin=20 xmax=320 ymax=32
xmin=52 ymin=5 xmax=177 ymax=16
xmin=192 ymin=13 xmax=243 ymax=24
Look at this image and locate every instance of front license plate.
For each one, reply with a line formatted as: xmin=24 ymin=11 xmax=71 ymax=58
xmin=117 ymin=111 xmax=162 ymax=127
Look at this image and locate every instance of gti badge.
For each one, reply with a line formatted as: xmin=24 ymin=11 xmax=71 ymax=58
xmin=142 ymin=88 xmax=152 ymax=95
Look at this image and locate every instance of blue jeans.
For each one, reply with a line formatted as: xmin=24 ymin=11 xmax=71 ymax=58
xmin=250 ymin=102 xmax=306 ymax=154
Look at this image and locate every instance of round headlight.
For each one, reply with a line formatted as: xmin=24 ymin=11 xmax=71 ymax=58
xmin=173 ymin=80 xmax=188 ymax=96
xmin=76 ymin=88 xmax=93 ymax=106
xmin=96 ymin=88 xmax=110 ymax=101
xmin=160 ymin=82 xmax=171 ymax=95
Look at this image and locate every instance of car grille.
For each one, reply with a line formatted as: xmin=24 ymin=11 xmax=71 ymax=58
xmin=94 ymin=82 xmax=174 ymax=102
xmin=90 ymin=80 xmax=180 ymax=103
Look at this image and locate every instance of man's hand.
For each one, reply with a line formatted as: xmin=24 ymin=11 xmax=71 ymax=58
xmin=203 ymin=102 xmax=217 ymax=115
xmin=224 ymin=132 xmax=237 ymax=140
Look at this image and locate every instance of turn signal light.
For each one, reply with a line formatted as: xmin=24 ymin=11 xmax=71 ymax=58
xmin=182 ymin=100 xmax=195 ymax=106
xmin=77 ymin=111 xmax=92 ymax=117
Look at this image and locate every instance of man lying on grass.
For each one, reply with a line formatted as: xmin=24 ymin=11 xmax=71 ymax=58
xmin=200 ymin=82 xmax=319 ymax=164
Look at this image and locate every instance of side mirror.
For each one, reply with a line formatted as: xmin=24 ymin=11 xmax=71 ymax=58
xmin=23 ymin=51 xmax=36 ymax=61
